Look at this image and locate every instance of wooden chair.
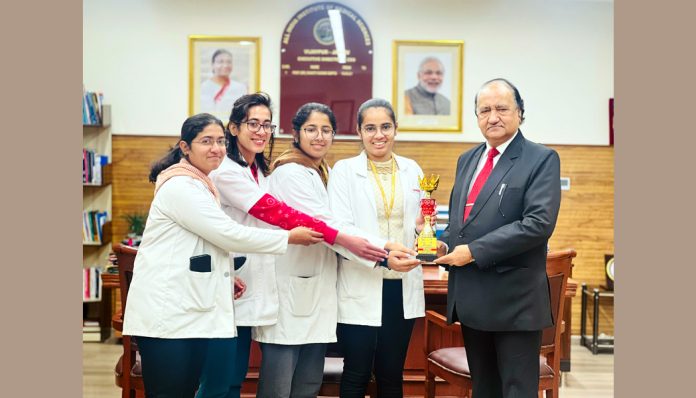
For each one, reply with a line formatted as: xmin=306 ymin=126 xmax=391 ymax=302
xmin=318 ymin=342 xmax=377 ymax=397
xmin=424 ymin=249 xmax=576 ymax=398
xmin=111 ymin=244 xmax=145 ymax=398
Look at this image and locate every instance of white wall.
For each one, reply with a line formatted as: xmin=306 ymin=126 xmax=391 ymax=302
xmin=83 ymin=0 xmax=613 ymax=145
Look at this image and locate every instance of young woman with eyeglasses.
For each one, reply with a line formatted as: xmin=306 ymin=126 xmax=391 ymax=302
xmin=122 ymin=113 xmax=321 ymax=398
xmin=252 ymin=102 xmax=419 ymax=398
xmin=196 ymin=94 xmax=393 ymax=398
xmin=328 ymin=98 xmax=430 ymax=397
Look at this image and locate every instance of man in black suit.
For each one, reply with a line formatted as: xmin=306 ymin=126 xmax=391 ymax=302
xmin=434 ymin=78 xmax=561 ymax=398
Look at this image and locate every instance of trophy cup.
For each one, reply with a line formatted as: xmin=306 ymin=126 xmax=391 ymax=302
xmin=416 ymin=174 xmax=440 ymax=262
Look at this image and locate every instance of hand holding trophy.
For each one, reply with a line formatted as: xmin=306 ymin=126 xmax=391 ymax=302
xmin=416 ymin=174 xmax=440 ymax=263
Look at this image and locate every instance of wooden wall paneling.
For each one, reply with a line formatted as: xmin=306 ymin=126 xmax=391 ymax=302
xmin=112 ymin=136 xmax=614 ymax=334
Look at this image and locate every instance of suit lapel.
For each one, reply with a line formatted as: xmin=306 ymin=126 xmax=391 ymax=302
xmin=461 ymin=133 xmax=525 ymax=229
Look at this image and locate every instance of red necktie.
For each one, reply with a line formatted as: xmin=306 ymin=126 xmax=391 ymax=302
xmin=463 ymin=147 xmax=499 ymax=221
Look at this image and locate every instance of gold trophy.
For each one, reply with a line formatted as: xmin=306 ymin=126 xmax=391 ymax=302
xmin=416 ymin=174 xmax=440 ymax=262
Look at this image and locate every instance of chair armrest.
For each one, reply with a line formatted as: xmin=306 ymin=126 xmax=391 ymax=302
xmin=112 ymin=311 xmax=123 ymax=332
xmin=425 ymin=310 xmax=460 ymax=332
xmin=424 ymin=310 xmax=463 ymax=355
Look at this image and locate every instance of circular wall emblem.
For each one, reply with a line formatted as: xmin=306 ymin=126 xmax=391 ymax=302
xmin=313 ymin=18 xmax=334 ymax=46
xmin=606 ymin=258 xmax=614 ymax=281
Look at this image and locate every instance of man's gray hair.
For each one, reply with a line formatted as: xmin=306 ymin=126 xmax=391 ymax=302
xmin=418 ymin=56 xmax=445 ymax=74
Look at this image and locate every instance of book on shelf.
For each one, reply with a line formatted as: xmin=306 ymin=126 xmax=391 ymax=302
xmin=82 ymin=320 xmax=100 ymax=333
xmin=82 ymin=89 xmax=105 ymax=126
xmin=82 ymin=267 xmax=102 ymax=301
xmin=82 ymin=210 xmax=108 ymax=244
xmin=82 ymin=149 xmax=109 ymax=185
xmin=82 ymin=331 xmax=101 ymax=342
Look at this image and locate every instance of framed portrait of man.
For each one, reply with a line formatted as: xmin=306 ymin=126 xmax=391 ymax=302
xmin=392 ymin=40 xmax=463 ymax=132
xmin=189 ymin=36 xmax=260 ymax=121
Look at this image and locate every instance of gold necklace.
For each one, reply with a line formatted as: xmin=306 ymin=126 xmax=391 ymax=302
xmin=368 ymin=157 xmax=396 ymax=220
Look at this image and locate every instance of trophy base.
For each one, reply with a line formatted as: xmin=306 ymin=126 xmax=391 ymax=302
xmin=417 ymin=253 xmax=437 ymax=262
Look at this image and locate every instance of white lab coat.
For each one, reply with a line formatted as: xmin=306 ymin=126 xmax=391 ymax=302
xmin=253 ymin=162 xmax=386 ymax=344
xmin=123 ymin=176 xmax=289 ymax=339
xmin=209 ymin=156 xmax=280 ymax=327
xmin=328 ymin=151 xmax=426 ymax=326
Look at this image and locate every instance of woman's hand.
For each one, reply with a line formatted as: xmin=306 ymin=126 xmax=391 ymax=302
xmin=385 ymin=241 xmax=417 ymax=256
xmin=415 ymin=202 xmax=437 ymax=234
xmin=386 ymin=250 xmax=421 ymax=272
xmin=335 ymin=232 xmax=388 ymax=262
xmin=384 ymin=242 xmax=416 ymax=255
xmin=288 ymin=226 xmax=324 ymax=246
xmin=233 ymin=277 xmax=247 ymax=299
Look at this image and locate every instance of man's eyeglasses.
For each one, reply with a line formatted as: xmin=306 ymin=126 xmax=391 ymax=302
xmin=242 ymin=120 xmax=277 ymax=134
xmin=476 ymin=106 xmax=515 ymax=120
xmin=303 ymin=126 xmax=336 ymax=139
xmin=192 ymin=137 xmax=228 ymax=147
xmin=361 ymin=123 xmax=395 ymax=136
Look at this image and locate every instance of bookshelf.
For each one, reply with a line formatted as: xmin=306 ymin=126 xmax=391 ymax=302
xmin=83 ymin=99 xmax=112 ymax=342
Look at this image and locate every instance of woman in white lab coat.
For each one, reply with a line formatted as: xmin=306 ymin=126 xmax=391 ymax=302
xmin=198 ymin=93 xmax=389 ymax=398
xmin=122 ymin=113 xmax=321 ymax=398
xmin=253 ymin=103 xmax=420 ymax=398
xmin=327 ymin=98 xmax=426 ymax=397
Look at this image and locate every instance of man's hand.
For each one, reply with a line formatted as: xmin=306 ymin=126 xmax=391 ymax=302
xmin=435 ymin=240 xmax=448 ymax=257
xmin=386 ymin=249 xmax=421 ymax=272
xmin=434 ymin=244 xmax=474 ymax=267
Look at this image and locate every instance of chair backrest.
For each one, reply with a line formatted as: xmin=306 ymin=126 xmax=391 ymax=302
xmin=113 ymin=244 xmax=138 ymax=312
xmin=540 ymin=249 xmax=575 ymax=368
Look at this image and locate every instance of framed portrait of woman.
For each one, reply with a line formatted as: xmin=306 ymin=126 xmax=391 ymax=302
xmin=392 ymin=40 xmax=464 ymax=132
xmin=189 ymin=36 xmax=261 ymax=121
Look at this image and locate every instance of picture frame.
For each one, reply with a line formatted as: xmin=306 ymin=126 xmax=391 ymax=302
xmin=392 ymin=40 xmax=464 ymax=132
xmin=189 ymin=36 xmax=261 ymax=121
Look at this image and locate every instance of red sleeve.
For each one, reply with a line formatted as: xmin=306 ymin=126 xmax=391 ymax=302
xmin=248 ymin=193 xmax=338 ymax=245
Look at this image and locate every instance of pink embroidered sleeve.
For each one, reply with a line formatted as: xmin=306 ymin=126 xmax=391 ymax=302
xmin=248 ymin=193 xmax=338 ymax=245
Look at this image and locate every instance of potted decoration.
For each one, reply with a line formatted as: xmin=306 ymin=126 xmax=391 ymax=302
xmin=122 ymin=212 xmax=147 ymax=247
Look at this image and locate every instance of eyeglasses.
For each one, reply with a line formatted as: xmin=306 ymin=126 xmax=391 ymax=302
xmin=192 ymin=137 xmax=228 ymax=147
xmin=361 ymin=123 xmax=395 ymax=136
xmin=302 ymin=126 xmax=336 ymax=139
xmin=241 ymin=120 xmax=277 ymax=134
xmin=476 ymin=106 xmax=515 ymax=120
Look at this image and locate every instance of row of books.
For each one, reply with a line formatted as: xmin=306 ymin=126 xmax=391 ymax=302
xmin=83 ymin=148 xmax=109 ymax=185
xmin=82 ymin=320 xmax=102 ymax=342
xmin=82 ymin=89 xmax=105 ymax=126
xmin=83 ymin=266 xmax=102 ymax=301
xmin=83 ymin=210 xmax=108 ymax=243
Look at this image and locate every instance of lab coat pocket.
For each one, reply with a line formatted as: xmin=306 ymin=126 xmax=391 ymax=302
xmin=337 ymin=261 xmax=374 ymax=299
xmin=181 ymin=269 xmax=219 ymax=312
xmin=288 ymin=275 xmax=321 ymax=317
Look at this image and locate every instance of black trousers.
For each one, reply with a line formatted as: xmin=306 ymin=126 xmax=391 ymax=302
xmin=337 ymin=279 xmax=416 ymax=398
xmin=136 ymin=336 xmax=209 ymax=398
xmin=459 ymin=325 xmax=542 ymax=398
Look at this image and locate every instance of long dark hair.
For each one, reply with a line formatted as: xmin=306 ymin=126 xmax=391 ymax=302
xmin=291 ymin=102 xmax=337 ymax=150
xmin=226 ymin=92 xmax=275 ymax=176
xmin=148 ymin=113 xmax=224 ymax=183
